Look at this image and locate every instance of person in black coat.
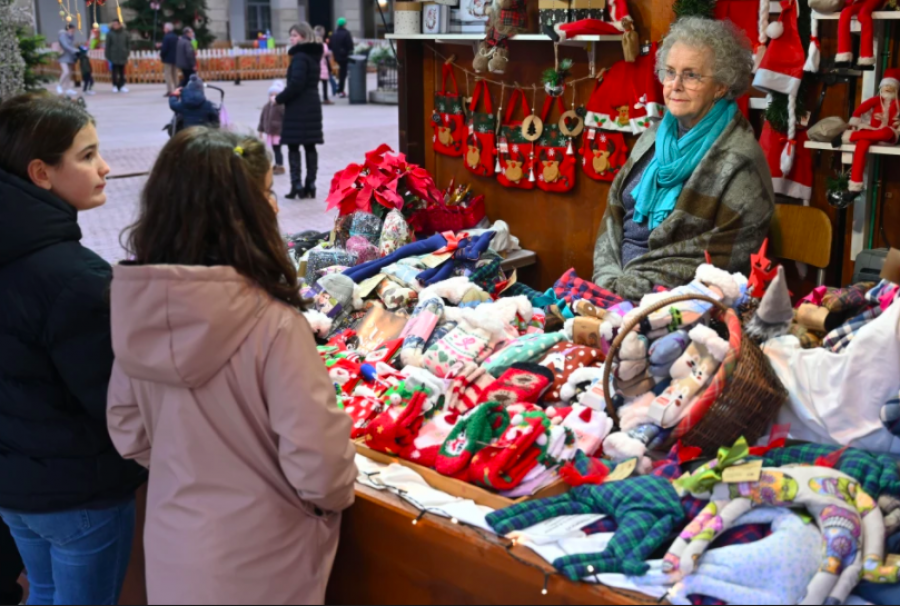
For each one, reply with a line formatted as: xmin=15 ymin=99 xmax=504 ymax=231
xmin=160 ymin=22 xmax=180 ymax=96
xmin=330 ymin=17 xmax=354 ymax=97
xmin=0 ymin=94 xmax=146 ymax=605
xmin=276 ymin=22 xmax=323 ymax=200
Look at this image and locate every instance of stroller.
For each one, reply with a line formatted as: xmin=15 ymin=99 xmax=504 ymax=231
xmin=164 ymin=82 xmax=227 ymax=137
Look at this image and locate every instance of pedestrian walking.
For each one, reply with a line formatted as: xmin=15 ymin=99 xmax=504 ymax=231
xmin=105 ymin=20 xmax=131 ymax=93
xmin=176 ymin=27 xmax=198 ymax=88
xmin=0 ymin=94 xmax=147 ymax=606
xmin=109 ymin=126 xmax=356 ymax=606
xmin=276 ymin=22 xmax=323 ymax=200
xmin=258 ymin=80 xmax=286 ymax=174
xmin=78 ymin=45 xmax=95 ymax=95
xmin=331 ymin=17 xmax=354 ymax=98
xmin=160 ymin=22 xmax=180 ymax=96
xmin=57 ymin=23 xmax=78 ymax=97
xmin=314 ymin=25 xmax=334 ymax=105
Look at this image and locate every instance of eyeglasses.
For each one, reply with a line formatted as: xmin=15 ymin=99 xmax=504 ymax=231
xmin=657 ymin=69 xmax=714 ymax=91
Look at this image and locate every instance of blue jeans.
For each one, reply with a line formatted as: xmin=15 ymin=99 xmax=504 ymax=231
xmin=0 ymin=500 xmax=135 ymax=606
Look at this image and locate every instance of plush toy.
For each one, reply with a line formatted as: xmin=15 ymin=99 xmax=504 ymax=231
xmin=841 ymin=70 xmax=900 ymax=201
xmin=747 ymin=238 xmax=778 ymax=298
xmin=835 ymin=0 xmax=888 ymax=71
xmin=745 ymin=265 xmax=795 ymax=345
xmin=667 ymin=466 xmax=900 ymax=605
xmin=542 ymin=0 xmax=640 ymax=62
xmin=474 ymin=0 xmax=529 ymax=75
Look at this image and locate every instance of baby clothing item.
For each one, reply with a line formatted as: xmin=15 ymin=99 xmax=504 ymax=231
xmin=422 ymin=325 xmax=492 ymax=378
xmin=539 ymin=343 xmax=606 ymax=402
xmin=649 ymin=325 xmax=729 ymax=429
xmin=486 ymin=474 xmax=684 ymax=578
xmin=477 ymin=363 xmax=556 ymax=407
xmin=663 ymin=508 xmax=823 ymax=606
xmin=435 ymin=402 xmax=509 ymax=479
xmin=482 ymin=332 xmax=567 ymax=378
xmin=399 ymin=298 xmax=445 ymax=368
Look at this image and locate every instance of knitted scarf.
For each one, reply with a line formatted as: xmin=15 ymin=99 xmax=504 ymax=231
xmin=634 ymin=99 xmax=739 ymax=230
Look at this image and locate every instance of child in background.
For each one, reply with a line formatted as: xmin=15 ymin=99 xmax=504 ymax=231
xmin=258 ymin=80 xmax=286 ymax=175
xmin=314 ymin=25 xmax=335 ymax=106
xmin=78 ymin=46 xmax=94 ymax=95
xmin=169 ymin=74 xmax=219 ymax=133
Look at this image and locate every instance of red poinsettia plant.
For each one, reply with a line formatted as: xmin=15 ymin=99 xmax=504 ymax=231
xmin=326 ymin=144 xmax=443 ymax=217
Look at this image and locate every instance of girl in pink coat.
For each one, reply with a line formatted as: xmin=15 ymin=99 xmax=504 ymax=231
xmin=106 ymin=127 xmax=357 ymax=605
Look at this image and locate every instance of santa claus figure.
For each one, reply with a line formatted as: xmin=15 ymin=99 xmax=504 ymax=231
xmin=836 ymin=0 xmax=887 ymax=70
xmin=543 ymin=0 xmax=640 ymax=61
xmin=843 ymin=69 xmax=900 ymax=198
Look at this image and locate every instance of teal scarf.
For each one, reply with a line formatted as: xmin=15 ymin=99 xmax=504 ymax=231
xmin=633 ymin=99 xmax=738 ymax=230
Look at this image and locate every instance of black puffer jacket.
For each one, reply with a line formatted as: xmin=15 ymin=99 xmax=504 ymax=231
xmin=0 ymin=168 xmax=146 ymax=513
xmin=276 ymin=43 xmax=324 ymax=146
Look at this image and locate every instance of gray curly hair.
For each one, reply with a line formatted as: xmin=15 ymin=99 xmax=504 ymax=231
xmin=657 ymin=17 xmax=754 ymax=101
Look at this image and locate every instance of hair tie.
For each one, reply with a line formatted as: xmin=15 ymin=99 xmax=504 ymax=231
xmin=234 ymin=146 xmax=244 ymax=157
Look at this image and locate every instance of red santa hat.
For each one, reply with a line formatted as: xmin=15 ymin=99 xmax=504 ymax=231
xmin=882 ymin=69 xmax=900 ymax=91
xmin=608 ymin=0 xmax=633 ymax=32
xmin=753 ymin=0 xmax=805 ymax=176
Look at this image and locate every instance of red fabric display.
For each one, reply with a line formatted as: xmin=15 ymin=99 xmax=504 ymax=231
xmin=364 ymin=390 xmax=428 ymax=456
xmin=759 ymin=122 xmax=813 ymax=201
xmin=465 ymin=80 xmax=498 ymax=178
xmin=468 ymin=413 xmax=547 ymax=490
xmin=837 ymin=0 xmax=886 ymax=69
xmin=344 ymin=396 xmax=383 ymax=439
xmin=714 ymin=0 xmax=763 ymax=52
xmin=432 ymin=64 xmax=466 ymax=158
xmin=847 ymin=74 xmax=900 ymax=192
xmin=496 ymin=89 xmax=536 ymax=190
xmin=535 ymin=94 xmax=577 ymax=193
xmin=585 ymin=44 xmax=664 ymax=135
xmin=581 ymin=128 xmax=629 ymax=182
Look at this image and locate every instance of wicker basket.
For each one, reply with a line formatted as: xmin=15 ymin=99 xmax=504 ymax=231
xmin=601 ymin=294 xmax=788 ymax=456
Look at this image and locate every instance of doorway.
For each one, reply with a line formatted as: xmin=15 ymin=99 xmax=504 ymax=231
xmin=308 ymin=1 xmax=332 ymax=33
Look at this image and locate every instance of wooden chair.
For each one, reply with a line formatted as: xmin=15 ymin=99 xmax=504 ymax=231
xmin=769 ymin=203 xmax=833 ymax=286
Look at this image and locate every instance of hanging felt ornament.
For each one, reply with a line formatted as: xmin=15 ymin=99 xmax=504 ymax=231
xmin=521 ymin=88 xmax=544 ymax=142
xmin=559 ymin=86 xmax=585 ymax=139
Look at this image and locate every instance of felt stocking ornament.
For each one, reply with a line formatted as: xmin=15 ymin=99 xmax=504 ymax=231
xmin=365 ymin=389 xmax=429 ymax=456
xmin=845 ymin=72 xmax=900 ymax=195
xmin=399 ymin=297 xmax=446 ymax=368
xmin=745 ymin=266 xmax=795 ymax=345
xmin=478 ymin=363 xmax=556 ymax=407
xmin=753 ymin=0 xmax=805 ymax=176
xmin=435 ymin=402 xmax=509 ymax=479
xmin=469 ymin=411 xmax=550 ymax=490
xmin=562 ymin=404 xmax=614 ymax=456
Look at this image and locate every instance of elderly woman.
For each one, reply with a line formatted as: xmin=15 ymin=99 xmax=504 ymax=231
xmin=593 ymin=18 xmax=774 ymax=301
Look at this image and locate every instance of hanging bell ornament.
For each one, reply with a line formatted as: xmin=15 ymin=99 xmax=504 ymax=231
xmin=528 ymin=153 xmax=536 ymax=182
xmin=566 ymin=138 xmax=574 ymax=156
xmin=495 ymin=155 xmax=501 ymax=173
xmin=66 ymin=14 xmax=73 ymax=22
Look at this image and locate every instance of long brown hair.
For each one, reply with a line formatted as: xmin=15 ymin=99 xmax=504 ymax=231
xmin=125 ymin=127 xmax=304 ymax=309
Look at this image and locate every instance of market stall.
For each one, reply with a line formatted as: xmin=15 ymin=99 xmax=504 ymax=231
xmin=293 ymin=1 xmax=900 ymax=605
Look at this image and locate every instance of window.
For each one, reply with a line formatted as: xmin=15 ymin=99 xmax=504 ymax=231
xmin=247 ymin=0 xmax=272 ymax=41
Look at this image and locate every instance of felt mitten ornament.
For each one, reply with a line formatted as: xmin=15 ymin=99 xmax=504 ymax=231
xmin=649 ymin=325 xmax=730 ymax=428
xmin=478 ymin=363 xmax=556 ymax=407
xmin=435 ymin=402 xmax=510 ymax=479
xmin=469 ymin=410 xmax=551 ymax=491
xmin=365 ymin=389 xmax=430 ymax=456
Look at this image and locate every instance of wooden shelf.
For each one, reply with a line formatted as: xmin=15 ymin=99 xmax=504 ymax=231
xmin=812 ymin=10 xmax=900 ymax=20
xmin=386 ymin=33 xmax=622 ymax=43
xmin=805 ymin=141 xmax=900 ymax=156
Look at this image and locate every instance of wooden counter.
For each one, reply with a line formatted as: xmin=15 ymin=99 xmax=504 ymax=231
xmin=326 ymin=484 xmax=656 ymax=606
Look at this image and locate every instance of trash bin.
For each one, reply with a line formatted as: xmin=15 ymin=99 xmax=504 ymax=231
xmin=349 ymin=54 xmax=368 ymax=105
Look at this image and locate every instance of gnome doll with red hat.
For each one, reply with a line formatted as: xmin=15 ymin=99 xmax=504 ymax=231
xmin=543 ymin=0 xmax=641 ymax=62
xmin=840 ymin=69 xmax=900 ymax=201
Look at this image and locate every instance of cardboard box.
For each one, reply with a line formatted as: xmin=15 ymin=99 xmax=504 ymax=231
xmin=423 ymin=3 xmax=451 ymax=34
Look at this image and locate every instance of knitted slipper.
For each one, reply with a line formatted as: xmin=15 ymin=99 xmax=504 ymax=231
xmin=399 ymin=298 xmax=445 ymax=368
xmin=435 ymin=402 xmax=510 ymax=479
xmin=404 ymin=408 xmax=461 ymax=468
xmin=469 ymin=411 xmax=551 ymax=491
xmin=539 ymin=343 xmax=606 ymax=403
xmin=365 ymin=388 xmax=428 ymax=456
xmin=478 ymin=363 xmax=556 ymax=407
xmin=343 ymin=395 xmax=384 ymax=439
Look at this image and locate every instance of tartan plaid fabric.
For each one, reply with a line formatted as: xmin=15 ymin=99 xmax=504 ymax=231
xmin=553 ymin=268 xmax=625 ymax=310
xmin=763 ymin=444 xmax=900 ymax=499
xmin=822 ymin=306 xmax=884 ymax=353
xmin=499 ymin=1 xmax=529 ymax=29
xmin=468 ymin=259 xmax=505 ymax=294
xmin=486 ymin=476 xmax=684 ymax=578
xmin=821 ymin=282 xmax=876 ymax=315
xmin=501 ymin=282 xmax=545 ymax=304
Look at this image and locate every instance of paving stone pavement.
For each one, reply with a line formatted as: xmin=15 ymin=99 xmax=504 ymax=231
xmin=78 ymin=78 xmax=399 ymax=264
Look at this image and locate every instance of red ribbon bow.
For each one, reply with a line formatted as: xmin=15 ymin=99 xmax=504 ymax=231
xmin=434 ymin=231 xmax=468 ymax=256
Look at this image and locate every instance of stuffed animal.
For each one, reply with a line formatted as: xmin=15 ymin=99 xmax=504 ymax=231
xmin=473 ymin=0 xmax=529 ymax=75
xmin=667 ymin=466 xmax=900 ymax=605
